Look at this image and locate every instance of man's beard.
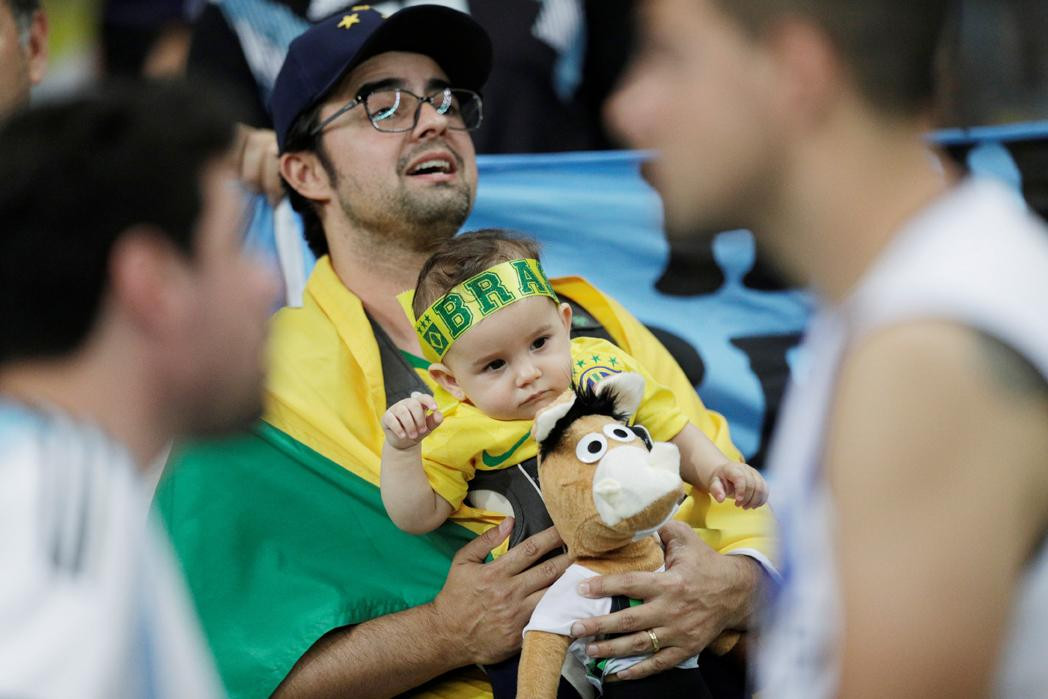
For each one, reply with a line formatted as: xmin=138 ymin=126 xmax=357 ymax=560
xmin=337 ymin=176 xmax=473 ymax=255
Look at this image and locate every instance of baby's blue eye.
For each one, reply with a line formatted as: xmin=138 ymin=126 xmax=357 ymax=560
xmin=485 ymin=359 xmax=505 ymax=372
xmin=531 ymin=336 xmax=548 ymax=350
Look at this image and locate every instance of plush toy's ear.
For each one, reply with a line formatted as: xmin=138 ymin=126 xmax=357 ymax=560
xmin=532 ymin=389 xmax=576 ymax=443
xmin=595 ymin=372 xmax=645 ymax=419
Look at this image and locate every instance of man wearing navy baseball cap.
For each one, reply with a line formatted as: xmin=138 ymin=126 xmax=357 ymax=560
xmin=271 ymin=4 xmax=491 ymax=271
xmin=157 ymin=5 xmax=776 ymax=698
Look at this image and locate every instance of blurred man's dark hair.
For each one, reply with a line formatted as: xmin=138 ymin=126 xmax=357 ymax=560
xmin=714 ymin=0 xmax=952 ymax=116
xmin=0 ymin=80 xmax=240 ymax=363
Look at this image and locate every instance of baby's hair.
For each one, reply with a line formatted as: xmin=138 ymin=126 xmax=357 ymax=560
xmin=412 ymin=229 xmax=543 ymax=318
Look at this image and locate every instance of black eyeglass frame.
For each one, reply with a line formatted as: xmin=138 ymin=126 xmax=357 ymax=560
xmin=310 ymin=86 xmax=484 ymax=135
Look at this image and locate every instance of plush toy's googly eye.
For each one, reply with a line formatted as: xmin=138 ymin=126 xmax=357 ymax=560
xmin=603 ymin=423 xmax=636 ymax=443
xmin=576 ymin=433 xmax=608 ymax=463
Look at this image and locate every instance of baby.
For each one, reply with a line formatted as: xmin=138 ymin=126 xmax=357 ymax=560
xmin=380 ymin=230 xmax=767 ymax=535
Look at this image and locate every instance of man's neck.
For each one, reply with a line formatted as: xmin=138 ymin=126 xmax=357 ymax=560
xmin=328 ymin=232 xmax=433 ymax=356
xmin=0 ymin=344 xmax=168 ymax=469
xmin=758 ymin=111 xmax=951 ymax=304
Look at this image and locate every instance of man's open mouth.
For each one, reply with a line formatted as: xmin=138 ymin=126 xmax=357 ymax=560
xmin=406 ymin=153 xmax=457 ymax=176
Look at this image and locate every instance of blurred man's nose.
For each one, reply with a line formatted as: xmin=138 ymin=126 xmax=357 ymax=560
xmin=605 ymin=70 xmax=649 ymax=150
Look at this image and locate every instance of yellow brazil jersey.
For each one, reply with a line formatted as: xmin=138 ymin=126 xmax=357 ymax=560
xmin=421 ymin=336 xmax=690 ymax=512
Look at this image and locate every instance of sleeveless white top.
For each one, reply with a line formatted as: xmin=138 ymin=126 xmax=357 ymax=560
xmin=757 ymin=178 xmax=1048 ymax=698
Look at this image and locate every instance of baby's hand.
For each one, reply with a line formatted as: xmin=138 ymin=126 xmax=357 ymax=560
xmin=382 ymin=391 xmax=444 ymax=450
xmin=708 ymin=462 xmax=768 ymax=509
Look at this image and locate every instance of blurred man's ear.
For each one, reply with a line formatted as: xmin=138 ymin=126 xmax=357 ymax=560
xmin=765 ymin=17 xmax=844 ymax=128
xmin=26 ymin=9 xmax=48 ymax=86
xmin=108 ymin=227 xmax=195 ymax=340
xmin=279 ymin=151 xmax=334 ymax=205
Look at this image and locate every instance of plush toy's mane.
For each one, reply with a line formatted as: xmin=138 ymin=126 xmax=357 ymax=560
xmin=537 ymin=381 xmax=628 ymax=460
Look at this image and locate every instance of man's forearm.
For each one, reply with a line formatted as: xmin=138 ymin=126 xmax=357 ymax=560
xmin=271 ymin=601 xmax=470 ymax=699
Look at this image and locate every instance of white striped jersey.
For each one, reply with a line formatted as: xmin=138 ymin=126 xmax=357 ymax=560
xmin=0 ymin=401 xmax=224 ymax=699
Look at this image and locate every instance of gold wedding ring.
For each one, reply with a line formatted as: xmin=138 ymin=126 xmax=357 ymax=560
xmin=646 ymin=628 xmax=661 ymax=653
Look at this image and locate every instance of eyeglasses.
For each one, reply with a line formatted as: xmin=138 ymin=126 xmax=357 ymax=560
xmin=312 ymin=87 xmax=484 ymax=135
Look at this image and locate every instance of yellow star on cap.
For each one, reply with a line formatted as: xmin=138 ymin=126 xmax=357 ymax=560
xmin=338 ymin=13 xmax=360 ymax=29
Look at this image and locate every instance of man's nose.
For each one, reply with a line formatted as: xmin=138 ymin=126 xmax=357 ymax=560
xmin=605 ymin=69 xmax=651 ymax=149
xmin=412 ymin=100 xmax=450 ymax=140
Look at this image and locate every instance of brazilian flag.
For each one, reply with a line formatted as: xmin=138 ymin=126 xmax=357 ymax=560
xmin=155 ymin=422 xmax=494 ymax=698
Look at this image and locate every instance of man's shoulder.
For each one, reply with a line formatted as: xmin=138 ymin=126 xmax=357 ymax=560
xmin=0 ymin=404 xmax=42 ymax=463
xmin=270 ymin=256 xmax=371 ymax=342
xmin=0 ymin=404 xmax=125 ymax=481
xmin=0 ymin=422 xmax=42 ymax=513
xmin=267 ymin=278 xmax=373 ymax=371
xmin=553 ymin=275 xmax=611 ymax=308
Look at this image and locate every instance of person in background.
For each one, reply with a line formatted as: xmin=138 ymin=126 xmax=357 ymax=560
xmin=0 ymin=0 xmax=47 ymax=118
xmin=100 ymin=0 xmax=191 ymax=78
xmin=603 ymin=0 xmax=1048 ymax=696
xmin=0 ymin=80 xmax=277 ymax=698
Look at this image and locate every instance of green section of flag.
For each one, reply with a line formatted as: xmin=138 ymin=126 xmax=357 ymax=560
xmin=154 ymin=422 xmax=477 ymax=699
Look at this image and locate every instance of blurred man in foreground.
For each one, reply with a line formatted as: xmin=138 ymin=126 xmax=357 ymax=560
xmin=606 ymin=0 xmax=1048 ymax=696
xmin=0 ymin=81 xmax=277 ymax=697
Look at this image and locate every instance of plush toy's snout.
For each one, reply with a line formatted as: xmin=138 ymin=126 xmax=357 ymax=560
xmin=592 ymin=441 xmax=683 ymax=528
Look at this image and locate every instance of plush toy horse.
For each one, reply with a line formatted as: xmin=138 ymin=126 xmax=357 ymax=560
xmin=518 ymin=373 xmax=715 ymax=698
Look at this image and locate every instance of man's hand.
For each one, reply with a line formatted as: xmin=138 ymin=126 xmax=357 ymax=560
xmin=381 ymin=392 xmax=443 ymax=450
xmin=568 ymin=521 xmax=760 ymax=680
xmin=233 ymin=124 xmax=283 ymax=205
xmin=431 ymin=518 xmax=571 ymax=666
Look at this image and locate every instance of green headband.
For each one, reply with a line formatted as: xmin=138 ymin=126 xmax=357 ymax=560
xmin=415 ymin=258 xmax=559 ymax=362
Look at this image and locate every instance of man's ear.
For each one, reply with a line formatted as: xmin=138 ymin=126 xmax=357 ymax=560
xmin=429 ymin=363 xmax=465 ymax=401
xmin=764 ymin=16 xmax=843 ymax=128
xmin=558 ymin=301 xmax=572 ymax=332
xmin=278 ymin=151 xmax=334 ymax=204
xmin=108 ymin=227 xmax=193 ymax=338
xmin=26 ymin=9 xmax=48 ymax=86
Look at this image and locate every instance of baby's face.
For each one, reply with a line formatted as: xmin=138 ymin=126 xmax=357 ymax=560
xmin=442 ymin=297 xmax=573 ymax=421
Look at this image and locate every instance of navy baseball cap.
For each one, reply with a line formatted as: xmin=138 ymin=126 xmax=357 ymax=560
xmin=271 ymin=5 xmax=492 ymax=151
